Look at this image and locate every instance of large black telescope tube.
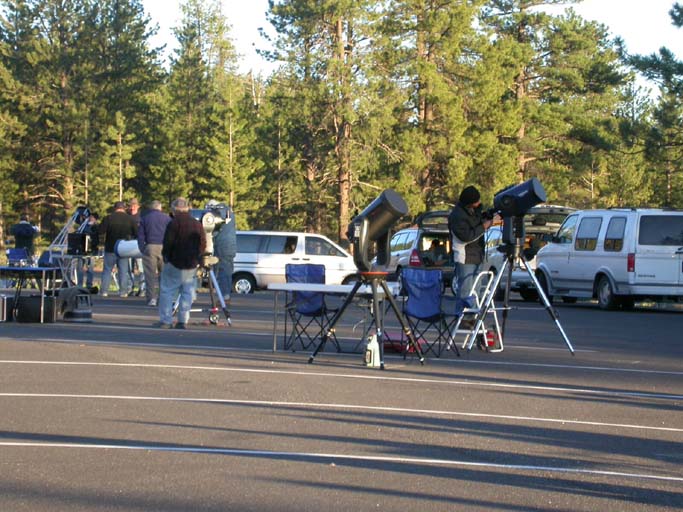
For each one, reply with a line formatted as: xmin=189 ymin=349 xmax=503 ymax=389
xmin=348 ymin=189 xmax=408 ymax=271
xmin=493 ymin=177 xmax=547 ymax=218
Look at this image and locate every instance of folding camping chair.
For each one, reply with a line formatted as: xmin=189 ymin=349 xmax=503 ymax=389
xmin=283 ymin=263 xmax=339 ymax=352
xmin=402 ymin=267 xmax=458 ymax=357
xmin=444 ymin=270 xmax=503 ymax=354
xmin=5 ymin=248 xmax=38 ymax=289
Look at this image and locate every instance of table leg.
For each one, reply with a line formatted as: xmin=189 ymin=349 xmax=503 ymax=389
xmin=272 ymin=290 xmax=279 ymax=352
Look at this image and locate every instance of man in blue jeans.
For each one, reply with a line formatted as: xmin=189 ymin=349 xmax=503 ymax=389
xmin=448 ymin=186 xmax=493 ymax=307
xmin=157 ymin=197 xmax=207 ymax=329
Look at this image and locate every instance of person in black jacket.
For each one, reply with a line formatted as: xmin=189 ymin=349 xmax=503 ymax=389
xmin=99 ymin=201 xmax=138 ymax=297
xmin=448 ymin=186 xmax=494 ymax=302
xmin=156 ymin=197 xmax=207 ymax=329
xmin=10 ymin=214 xmax=39 ymax=256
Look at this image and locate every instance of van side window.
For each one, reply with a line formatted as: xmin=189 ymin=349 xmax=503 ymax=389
xmin=575 ymin=217 xmax=602 ymax=251
xmin=305 ymin=236 xmax=340 ymax=256
xmin=265 ymin=235 xmax=298 ymax=254
xmin=555 ymin=215 xmax=578 ymax=244
xmin=604 ymin=217 xmax=626 ymax=252
xmin=236 ymin=234 xmax=262 ymax=253
xmin=639 ymin=216 xmax=683 ymax=245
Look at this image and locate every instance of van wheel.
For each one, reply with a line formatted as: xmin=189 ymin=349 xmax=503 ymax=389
xmin=342 ymin=274 xmax=359 ymax=285
xmin=233 ymin=273 xmax=255 ymax=294
xmin=597 ymin=276 xmax=618 ymax=310
xmin=450 ymin=274 xmax=458 ymax=296
xmin=536 ymin=272 xmax=553 ymax=304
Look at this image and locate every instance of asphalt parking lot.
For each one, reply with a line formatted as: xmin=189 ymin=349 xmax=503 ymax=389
xmin=1 ymin=290 xmax=681 ymax=511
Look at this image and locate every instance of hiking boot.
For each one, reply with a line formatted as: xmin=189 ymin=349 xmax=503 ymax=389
xmin=174 ymin=322 xmax=186 ymax=330
xmin=154 ymin=321 xmax=172 ymax=329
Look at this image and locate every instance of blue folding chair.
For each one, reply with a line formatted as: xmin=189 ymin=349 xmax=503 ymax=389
xmin=7 ymin=247 xmax=32 ymax=267
xmin=402 ymin=267 xmax=459 ymax=357
xmin=284 ymin=264 xmax=339 ymax=352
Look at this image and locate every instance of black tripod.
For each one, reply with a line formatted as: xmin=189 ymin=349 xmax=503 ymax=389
xmin=461 ymin=217 xmax=574 ymax=355
xmin=308 ymin=272 xmax=425 ymax=369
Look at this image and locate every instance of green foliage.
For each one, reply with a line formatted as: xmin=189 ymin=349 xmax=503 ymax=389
xmin=0 ymin=0 xmax=678 ymax=246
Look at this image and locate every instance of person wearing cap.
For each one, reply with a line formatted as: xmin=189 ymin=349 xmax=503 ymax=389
xmin=157 ymin=197 xmax=207 ymax=329
xmin=448 ymin=185 xmax=494 ymax=304
xmin=99 ymin=201 xmax=138 ymax=297
xmin=138 ymin=200 xmax=171 ymax=306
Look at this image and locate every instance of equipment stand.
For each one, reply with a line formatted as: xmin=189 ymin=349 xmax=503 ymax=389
xmin=461 ymin=228 xmax=574 ymax=355
xmin=308 ymin=272 xmax=425 ymax=369
xmin=180 ymin=265 xmax=231 ymax=326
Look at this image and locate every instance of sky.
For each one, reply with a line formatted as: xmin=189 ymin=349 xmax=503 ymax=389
xmin=142 ymin=0 xmax=683 ymax=82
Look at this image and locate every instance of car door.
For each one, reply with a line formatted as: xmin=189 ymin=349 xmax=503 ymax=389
xmin=258 ymin=234 xmax=300 ymax=285
xmin=539 ymin=214 xmax=578 ymax=291
xmin=569 ymin=216 xmax=603 ymax=294
xmin=304 ymin=235 xmax=354 ymax=284
xmin=634 ymin=214 xmax=683 ymax=287
xmin=388 ymin=232 xmax=407 ymax=272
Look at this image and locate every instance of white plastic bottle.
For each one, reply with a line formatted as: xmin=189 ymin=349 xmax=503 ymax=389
xmin=364 ymin=334 xmax=380 ymax=368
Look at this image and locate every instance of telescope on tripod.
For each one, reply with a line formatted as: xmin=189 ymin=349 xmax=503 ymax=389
xmin=308 ymin=189 xmax=426 ymax=369
xmin=460 ymin=178 xmax=575 ymax=354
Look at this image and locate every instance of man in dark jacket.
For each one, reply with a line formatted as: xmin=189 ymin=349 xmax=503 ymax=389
xmin=157 ymin=197 xmax=207 ymax=329
xmin=138 ymin=200 xmax=171 ymax=306
xmin=448 ymin=185 xmax=493 ymax=302
xmin=99 ymin=201 xmax=138 ymax=297
xmin=10 ymin=214 xmax=39 ymax=256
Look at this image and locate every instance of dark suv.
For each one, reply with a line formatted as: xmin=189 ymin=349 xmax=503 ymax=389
xmin=380 ymin=210 xmax=456 ymax=293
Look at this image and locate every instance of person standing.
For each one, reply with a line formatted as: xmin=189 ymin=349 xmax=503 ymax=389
xmin=127 ymin=198 xmax=144 ymax=294
xmin=99 ymin=201 xmax=138 ymax=297
xmin=157 ymin=197 xmax=206 ymax=329
xmin=448 ymin=186 xmax=493 ymax=303
xmin=207 ymin=201 xmax=236 ymax=302
xmin=10 ymin=214 xmax=39 ymax=257
xmin=138 ymin=200 xmax=171 ymax=307
xmin=76 ymin=213 xmax=99 ymax=290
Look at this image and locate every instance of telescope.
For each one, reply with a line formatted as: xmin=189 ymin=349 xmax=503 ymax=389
xmin=493 ymin=177 xmax=547 ymax=218
xmin=347 ymin=189 xmax=408 ymax=272
xmin=493 ymin=178 xmax=547 ymax=246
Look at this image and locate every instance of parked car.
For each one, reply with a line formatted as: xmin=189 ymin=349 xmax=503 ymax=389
xmin=231 ymin=231 xmax=358 ymax=294
xmin=535 ymin=208 xmax=683 ymax=309
xmin=482 ymin=205 xmax=577 ymax=301
xmin=377 ymin=210 xmax=455 ymax=293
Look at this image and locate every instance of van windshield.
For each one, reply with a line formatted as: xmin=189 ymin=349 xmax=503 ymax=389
xmin=639 ymin=216 xmax=683 ymax=246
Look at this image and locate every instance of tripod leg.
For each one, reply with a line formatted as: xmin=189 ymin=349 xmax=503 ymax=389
xmin=308 ymin=280 xmax=362 ymax=364
xmin=379 ymin=280 xmax=425 ymax=364
xmin=208 ymin=268 xmax=231 ymax=325
xmin=523 ymin=264 xmax=575 ymax=355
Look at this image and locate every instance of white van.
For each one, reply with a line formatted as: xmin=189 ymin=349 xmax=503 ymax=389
xmin=232 ymin=231 xmax=359 ymax=293
xmin=535 ymin=209 xmax=683 ymax=309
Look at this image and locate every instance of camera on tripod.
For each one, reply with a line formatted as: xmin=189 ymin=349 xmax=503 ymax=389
xmin=190 ymin=202 xmax=232 ymax=265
